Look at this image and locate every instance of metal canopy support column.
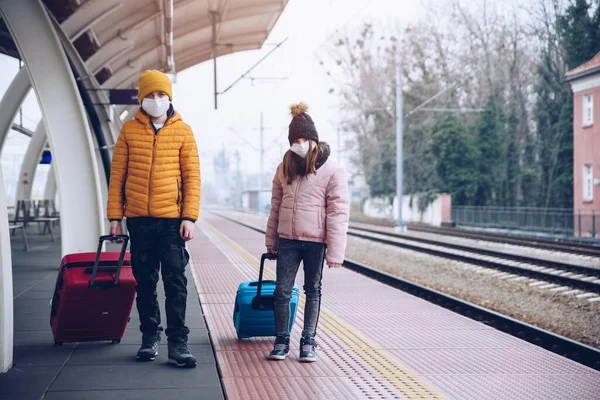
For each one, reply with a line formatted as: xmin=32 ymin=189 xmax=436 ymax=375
xmin=211 ymin=10 xmax=218 ymax=109
xmin=259 ymin=112 xmax=264 ymax=214
xmin=44 ymin=164 xmax=57 ymax=202
xmin=0 ymin=68 xmax=30 ymax=151
xmin=16 ymin=122 xmax=46 ymax=201
xmin=0 ymin=0 xmax=105 ymax=255
xmin=43 ymin=158 xmax=58 ymax=217
xmin=164 ymin=0 xmax=174 ymax=73
xmin=0 ymin=166 xmax=13 ymax=373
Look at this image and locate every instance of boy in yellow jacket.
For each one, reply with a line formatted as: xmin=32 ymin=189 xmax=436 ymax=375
xmin=107 ymin=70 xmax=200 ymax=368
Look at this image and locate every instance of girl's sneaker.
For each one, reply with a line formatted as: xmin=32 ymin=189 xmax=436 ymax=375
xmin=299 ymin=336 xmax=316 ymax=362
xmin=267 ymin=335 xmax=290 ymax=360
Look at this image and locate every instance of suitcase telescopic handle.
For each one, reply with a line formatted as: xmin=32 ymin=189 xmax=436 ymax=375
xmin=89 ymin=235 xmax=129 ymax=288
xmin=256 ymin=252 xmax=277 ymax=297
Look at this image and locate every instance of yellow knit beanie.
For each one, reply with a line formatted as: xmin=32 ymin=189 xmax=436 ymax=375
xmin=137 ymin=70 xmax=172 ymax=103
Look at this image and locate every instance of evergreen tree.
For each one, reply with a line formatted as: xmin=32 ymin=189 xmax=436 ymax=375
xmin=558 ymin=0 xmax=600 ymax=69
xmin=535 ymin=49 xmax=573 ymax=208
xmin=505 ymin=108 xmax=520 ymax=207
xmin=473 ymin=95 xmax=507 ymax=206
xmin=431 ymin=115 xmax=478 ymax=205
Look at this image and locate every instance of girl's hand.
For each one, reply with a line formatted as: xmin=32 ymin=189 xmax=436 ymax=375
xmin=328 ymin=262 xmax=342 ymax=268
xmin=267 ymin=246 xmax=277 ymax=255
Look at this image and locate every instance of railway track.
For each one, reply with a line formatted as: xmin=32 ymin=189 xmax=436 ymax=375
xmin=352 ymin=225 xmax=600 ymax=274
xmin=351 ymin=216 xmax=600 ymax=258
xmin=210 ymin=211 xmax=600 ymax=371
xmin=347 ymin=227 xmax=600 ymax=294
xmin=408 ymin=224 xmax=600 ymax=258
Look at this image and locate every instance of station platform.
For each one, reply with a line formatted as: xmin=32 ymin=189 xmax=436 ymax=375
xmin=2 ymin=214 xmax=600 ymax=399
xmin=189 ymin=214 xmax=600 ymax=400
xmin=1 ymin=228 xmax=224 ymax=400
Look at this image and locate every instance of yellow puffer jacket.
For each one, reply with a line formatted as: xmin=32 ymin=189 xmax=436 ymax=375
xmin=107 ymin=108 xmax=201 ymax=222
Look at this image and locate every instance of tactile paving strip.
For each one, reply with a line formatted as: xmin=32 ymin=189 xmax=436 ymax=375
xmin=220 ymin=377 xmax=404 ymax=400
xmin=218 ymin=349 xmax=343 ymax=378
xmin=197 ymin=219 xmax=444 ymax=399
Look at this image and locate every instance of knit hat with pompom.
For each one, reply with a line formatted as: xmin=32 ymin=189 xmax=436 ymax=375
xmin=288 ymin=102 xmax=319 ymax=145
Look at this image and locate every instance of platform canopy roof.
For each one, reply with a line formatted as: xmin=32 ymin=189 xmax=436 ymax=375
xmin=0 ymin=0 xmax=288 ymax=90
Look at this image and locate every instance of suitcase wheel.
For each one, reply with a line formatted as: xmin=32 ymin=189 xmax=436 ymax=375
xmin=54 ymin=341 xmax=63 ymax=347
xmin=111 ymin=339 xmax=121 ymax=344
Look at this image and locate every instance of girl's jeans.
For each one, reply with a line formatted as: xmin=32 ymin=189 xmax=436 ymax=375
xmin=273 ymin=239 xmax=326 ymax=338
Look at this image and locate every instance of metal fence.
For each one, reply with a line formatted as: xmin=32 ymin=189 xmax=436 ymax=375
xmin=451 ymin=206 xmax=599 ymax=238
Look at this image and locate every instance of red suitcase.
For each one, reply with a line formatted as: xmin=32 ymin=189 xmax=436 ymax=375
xmin=50 ymin=235 xmax=136 ymax=346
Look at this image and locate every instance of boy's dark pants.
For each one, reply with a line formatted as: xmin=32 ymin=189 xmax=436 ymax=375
xmin=127 ymin=217 xmax=190 ymax=343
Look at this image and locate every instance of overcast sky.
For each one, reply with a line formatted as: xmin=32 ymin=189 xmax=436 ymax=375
xmin=0 ymin=0 xmax=429 ymax=186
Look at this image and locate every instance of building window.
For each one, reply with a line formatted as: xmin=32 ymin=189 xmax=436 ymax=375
xmin=583 ymin=164 xmax=593 ymax=202
xmin=583 ymin=94 xmax=593 ymax=126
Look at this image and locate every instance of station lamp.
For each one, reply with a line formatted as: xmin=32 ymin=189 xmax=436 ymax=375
xmin=40 ymin=149 xmax=52 ymax=164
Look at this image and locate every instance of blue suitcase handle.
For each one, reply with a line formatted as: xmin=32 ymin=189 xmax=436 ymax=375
xmin=256 ymin=253 xmax=277 ymax=298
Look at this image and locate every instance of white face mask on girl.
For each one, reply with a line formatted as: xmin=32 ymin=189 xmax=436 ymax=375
xmin=142 ymin=97 xmax=170 ymax=118
xmin=290 ymin=141 xmax=310 ymax=158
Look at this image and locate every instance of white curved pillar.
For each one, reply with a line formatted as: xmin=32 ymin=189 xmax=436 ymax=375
xmin=16 ymin=122 xmax=45 ymax=201
xmin=0 ymin=0 xmax=105 ymax=254
xmin=44 ymin=164 xmax=57 ymax=201
xmin=51 ymin=18 xmax=116 ymax=187
xmin=16 ymin=122 xmax=106 ymax=210
xmin=0 ymin=168 xmax=13 ymax=373
xmin=0 ymin=68 xmax=30 ymax=151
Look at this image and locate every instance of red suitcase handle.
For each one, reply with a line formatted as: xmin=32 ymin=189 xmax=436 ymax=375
xmin=89 ymin=235 xmax=129 ymax=289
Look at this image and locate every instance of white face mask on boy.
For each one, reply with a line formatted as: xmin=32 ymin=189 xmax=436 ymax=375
xmin=290 ymin=141 xmax=310 ymax=158
xmin=142 ymin=97 xmax=170 ymax=118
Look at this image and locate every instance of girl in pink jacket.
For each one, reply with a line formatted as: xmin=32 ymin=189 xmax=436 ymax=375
xmin=265 ymin=103 xmax=350 ymax=362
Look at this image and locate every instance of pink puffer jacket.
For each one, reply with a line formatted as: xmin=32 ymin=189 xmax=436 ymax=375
xmin=265 ymin=159 xmax=350 ymax=264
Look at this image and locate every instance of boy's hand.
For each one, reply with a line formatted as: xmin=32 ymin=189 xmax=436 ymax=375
xmin=110 ymin=221 xmax=122 ymax=236
xmin=180 ymin=220 xmax=195 ymax=241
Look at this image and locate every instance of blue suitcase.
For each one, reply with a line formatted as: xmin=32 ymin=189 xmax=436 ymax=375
xmin=233 ymin=253 xmax=300 ymax=339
